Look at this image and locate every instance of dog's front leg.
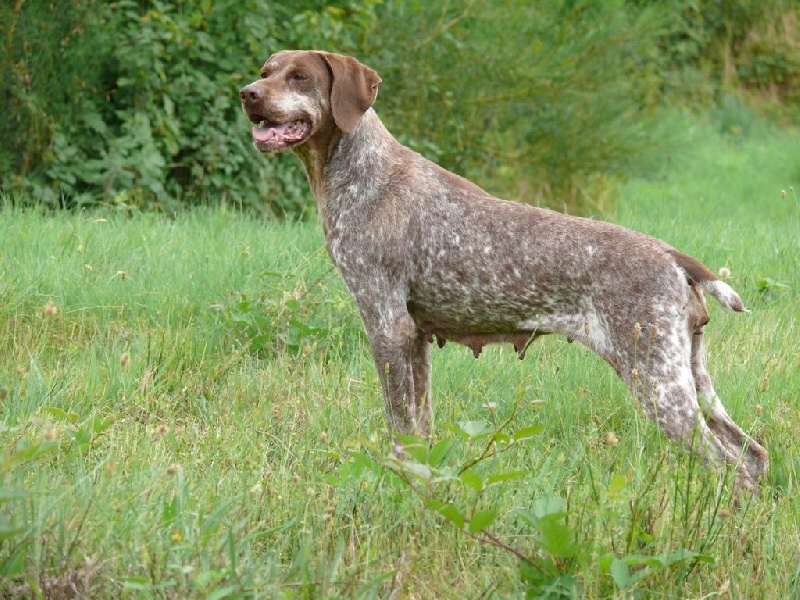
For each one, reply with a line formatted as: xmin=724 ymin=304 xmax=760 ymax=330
xmin=361 ymin=308 xmax=430 ymax=436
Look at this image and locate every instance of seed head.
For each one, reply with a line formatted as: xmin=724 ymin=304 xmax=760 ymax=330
xmin=781 ymin=189 xmax=787 ymax=199
xmin=649 ymin=323 xmax=658 ymax=340
xmin=633 ymin=322 xmax=641 ymax=342
xmin=117 ymin=270 xmax=128 ymax=281
xmin=718 ymin=267 xmax=731 ymax=279
xmin=605 ymin=431 xmax=619 ymax=446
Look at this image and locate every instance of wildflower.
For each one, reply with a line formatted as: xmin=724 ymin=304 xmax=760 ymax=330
xmin=84 ymin=264 xmax=93 ymax=272
xmin=44 ymin=300 xmax=58 ymax=317
xmin=171 ymin=529 xmax=182 ymax=543
xmin=781 ymin=189 xmax=787 ymax=199
xmin=718 ymin=267 xmax=731 ymax=279
xmin=755 ymin=405 xmax=763 ymax=417
xmin=117 ymin=270 xmax=128 ymax=281
xmin=605 ymin=431 xmax=619 ymax=446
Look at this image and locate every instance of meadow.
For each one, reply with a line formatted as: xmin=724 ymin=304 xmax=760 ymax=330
xmin=1 ymin=115 xmax=799 ymax=598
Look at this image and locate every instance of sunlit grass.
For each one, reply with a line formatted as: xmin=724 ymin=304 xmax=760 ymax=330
xmin=0 ymin=118 xmax=798 ymax=598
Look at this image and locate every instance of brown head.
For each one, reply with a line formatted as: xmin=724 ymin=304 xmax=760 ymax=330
xmin=239 ymin=50 xmax=382 ymax=153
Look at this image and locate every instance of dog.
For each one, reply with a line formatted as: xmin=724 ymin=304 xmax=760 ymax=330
xmin=240 ymin=50 xmax=767 ymax=490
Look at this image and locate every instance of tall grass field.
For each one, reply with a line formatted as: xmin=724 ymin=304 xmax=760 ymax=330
xmin=1 ymin=116 xmax=799 ymax=598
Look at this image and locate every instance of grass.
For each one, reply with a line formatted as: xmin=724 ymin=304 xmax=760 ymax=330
xmin=1 ymin=116 xmax=799 ymax=598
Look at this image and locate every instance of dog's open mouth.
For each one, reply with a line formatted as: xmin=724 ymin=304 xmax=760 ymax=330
xmin=250 ymin=118 xmax=311 ymax=152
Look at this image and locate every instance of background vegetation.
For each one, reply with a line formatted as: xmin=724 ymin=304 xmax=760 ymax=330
xmin=1 ymin=0 xmax=799 ymax=215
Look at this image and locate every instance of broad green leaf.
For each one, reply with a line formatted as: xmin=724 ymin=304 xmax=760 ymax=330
xmin=459 ymin=469 xmax=484 ymax=492
xmin=468 ymin=509 xmax=498 ymax=533
xmin=532 ymin=496 xmax=566 ymax=520
xmin=486 ymin=470 xmax=528 ymax=487
xmin=208 ymin=586 xmax=240 ymax=600
xmin=608 ymin=473 xmax=627 ymax=496
xmin=538 ymin=514 xmax=577 ymax=559
xmin=41 ymin=406 xmax=79 ymax=424
xmin=428 ymin=438 xmax=455 ymax=466
xmin=426 ymin=499 xmax=465 ymax=529
xmin=402 ymin=462 xmax=432 ymax=481
xmin=457 ymin=420 xmax=489 ymax=438
xmin=512 ymin=425 xmax=544 ymax=441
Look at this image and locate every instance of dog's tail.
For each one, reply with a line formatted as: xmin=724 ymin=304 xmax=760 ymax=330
xmin=668 ymin=249 xmax=750 ymax=313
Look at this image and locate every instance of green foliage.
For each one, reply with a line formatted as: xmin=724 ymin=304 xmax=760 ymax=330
xmin=373 ymin=417 xmax=718 ymax=598
xmin=214 ymin=266 xmax=364 ymax=357
xmin=2 ymin=0 xmax=798 ymax=216
xmin=0 ymin=0 xmax=379 ymax=216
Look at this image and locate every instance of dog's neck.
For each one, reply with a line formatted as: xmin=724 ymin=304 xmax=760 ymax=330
xmin=295 ymin=109 xmax=403 ymax=234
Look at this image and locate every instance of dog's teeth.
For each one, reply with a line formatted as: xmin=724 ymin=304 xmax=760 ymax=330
xmin=258 ymin=120 xmax=267 ymax=128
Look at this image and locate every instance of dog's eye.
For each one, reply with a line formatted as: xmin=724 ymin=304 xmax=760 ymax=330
xmin=290 ymin=72 xmax=309 ymax=83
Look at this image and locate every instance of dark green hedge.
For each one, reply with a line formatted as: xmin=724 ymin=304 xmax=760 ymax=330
xmin=1 ymin=0 xmax=797 ymax=216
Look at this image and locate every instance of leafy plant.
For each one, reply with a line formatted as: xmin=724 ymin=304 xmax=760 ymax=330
xmin=213 ymin=267 xmax=363 ymax=357
xmin=360 ymin=415 xmax=718 ymax=598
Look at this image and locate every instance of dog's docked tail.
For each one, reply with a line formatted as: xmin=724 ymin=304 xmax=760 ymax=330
xmin=668 ymin=249 xmax=750 ymax=313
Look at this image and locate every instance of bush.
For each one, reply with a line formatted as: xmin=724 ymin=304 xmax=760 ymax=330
xmin=1 ymin=0 xmax=796 ymax=216
xmin=0 ymin=0 xmax=379 ymax=216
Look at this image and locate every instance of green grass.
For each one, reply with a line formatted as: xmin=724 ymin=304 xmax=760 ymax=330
xmin=1 ymin=117 xmax=799 ymax=598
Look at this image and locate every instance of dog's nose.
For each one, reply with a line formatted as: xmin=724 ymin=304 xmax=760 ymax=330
xmin=239 ymin=85 xmax=262 ymax=104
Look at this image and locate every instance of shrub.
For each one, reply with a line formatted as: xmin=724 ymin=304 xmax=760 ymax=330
xmin=0 ymin=0 xmax=379 ymax=216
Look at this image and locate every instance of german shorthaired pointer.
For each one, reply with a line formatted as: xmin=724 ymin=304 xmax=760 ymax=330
xmin=240 ymin=50 xmax=767 ymax=490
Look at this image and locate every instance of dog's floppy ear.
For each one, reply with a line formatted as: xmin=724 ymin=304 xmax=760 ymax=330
xmin=318 ymin=52 xmax=381 ymax=134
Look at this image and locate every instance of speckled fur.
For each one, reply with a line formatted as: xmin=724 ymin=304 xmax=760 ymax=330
xmin=240 ymin=50 xmax=767 ymax=490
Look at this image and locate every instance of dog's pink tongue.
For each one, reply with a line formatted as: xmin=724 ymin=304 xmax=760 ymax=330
xmin=252 ymin=125 xmax=284 ymax=143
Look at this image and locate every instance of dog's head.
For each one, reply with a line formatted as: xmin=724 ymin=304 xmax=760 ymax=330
xmin=239 ymin=50 xmax=381 ymax=153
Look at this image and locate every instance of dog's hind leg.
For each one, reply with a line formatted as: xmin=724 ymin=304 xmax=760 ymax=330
xmin=635 ymin=358 xmax=756 ymax=490
xmin=690 ymin=328 xmax=768 ymax=483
